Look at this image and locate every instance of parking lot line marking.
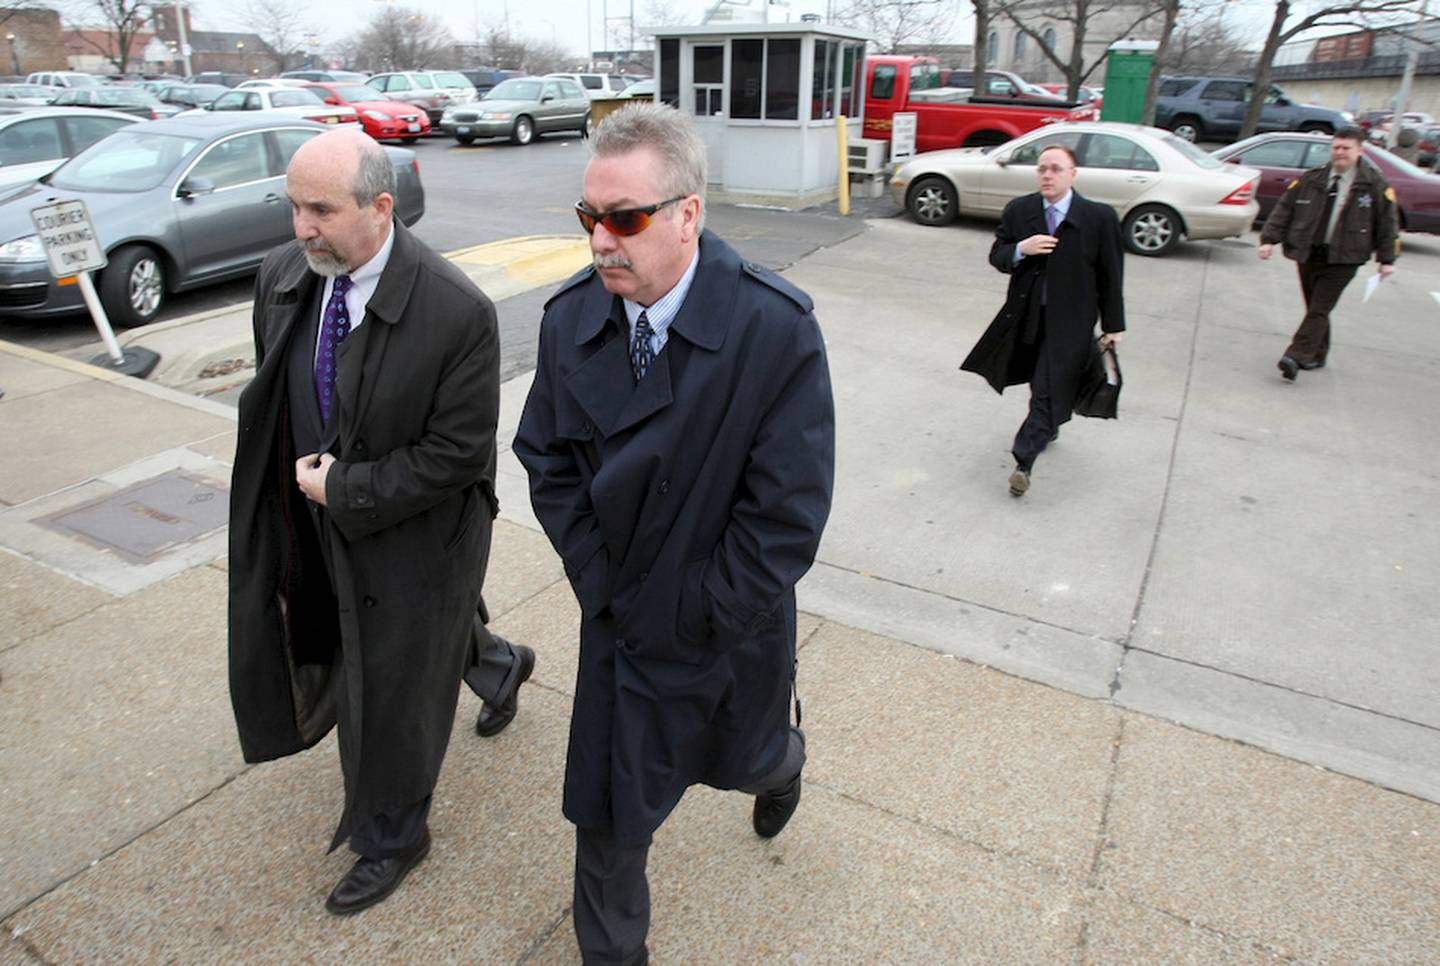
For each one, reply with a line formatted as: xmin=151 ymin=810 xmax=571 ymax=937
xmin=443 ymin=235 xmax=592 ymax=301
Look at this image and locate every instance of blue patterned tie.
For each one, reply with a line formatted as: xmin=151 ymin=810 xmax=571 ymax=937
xmin=315 ymin=274 xmax=353 ymax=424
xmin=630 ymin=310 xmax=654 ymax=384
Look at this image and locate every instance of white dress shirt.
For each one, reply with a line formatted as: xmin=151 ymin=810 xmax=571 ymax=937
xmin=315 ymin=225 xmax=395 ymax=360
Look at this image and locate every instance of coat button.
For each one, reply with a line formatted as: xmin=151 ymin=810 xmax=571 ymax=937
xmin=354 ymin=439 xmax=366 ymax=453
xmin=639 ymin=571 xmax=649 ymax=582
xmin=356 ymin=494 xmax=369 ymax=505
xmin=363 ymin=596 xmax=377 ymax=607
xmin=658 ymin=480 xmax=669 ymax=494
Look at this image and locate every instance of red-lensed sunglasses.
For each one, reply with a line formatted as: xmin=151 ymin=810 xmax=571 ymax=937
xmin=574 ymin=196 xmax=686 ymax=237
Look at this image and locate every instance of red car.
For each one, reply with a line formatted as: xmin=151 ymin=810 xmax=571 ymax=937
xmin=302 ymin=82 xmax=431 ymax=142
xmin=1214 ymin=131 xmax=1440 ymax=234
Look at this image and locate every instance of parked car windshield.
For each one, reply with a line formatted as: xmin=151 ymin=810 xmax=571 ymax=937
xmin=66 ymin=75 xmax=101 ymax=88
xmin=50 ymin=129 xmax=203 ymax=192
xmin=270 ymin=90 xmax=323 ymax=107
xmin=95 ymin=88 xmax=160 ymax=106
xmin=329 ymin=85 xmax=379 ymax=102
xmin=1164 ymin=133 xmax=1222 ymax=169
xmin=487 ymin=79 xmax=541 ymax=101
xmin=432 ymin=72 xmax=470 ymax=89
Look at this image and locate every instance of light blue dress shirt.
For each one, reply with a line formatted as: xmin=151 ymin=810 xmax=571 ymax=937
xmin=1013 ymin=190 xmax=1074 ymax=265
xmin=624 ymin=249 xmax=701 ymax=356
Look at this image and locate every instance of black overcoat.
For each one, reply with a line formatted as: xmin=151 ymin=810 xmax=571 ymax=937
xmin=514 ymin=231 xmax=835 ymax=846
xmin=228 ymin=222 xmax=500 ymax=849
xmin=962 ymin=191 xmax=1125 ymax=417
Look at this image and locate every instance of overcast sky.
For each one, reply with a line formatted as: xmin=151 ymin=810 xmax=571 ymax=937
xmin=185 ymin=0 xmax=1377 ymax=66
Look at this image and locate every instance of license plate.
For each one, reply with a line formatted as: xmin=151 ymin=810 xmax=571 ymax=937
xmin=456 ymin=126 xmax=470 ymax=135
xmin=407 ymin=123 xmax=420 ymax=132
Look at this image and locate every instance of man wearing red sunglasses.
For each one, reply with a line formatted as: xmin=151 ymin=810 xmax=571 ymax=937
xmin=516 ymin=102 xmax=836 ymax=964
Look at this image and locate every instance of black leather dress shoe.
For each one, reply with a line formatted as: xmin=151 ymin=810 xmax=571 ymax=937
xmin=1298 ymin=359 xmax=1325 ymax=370
xmin=1278 ymin=356 xmax=1298 ymax=381
xmin=475 ymin=644 xmax=536 ymax=737
xmin=752 ymin=771 xmax=802 ymax=839
xmin=325 ymin=830 xmax=430 ymax=915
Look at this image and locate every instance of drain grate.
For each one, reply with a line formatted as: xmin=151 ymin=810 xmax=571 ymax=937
xmin=39 ymin=471 xmax=229 ymax=564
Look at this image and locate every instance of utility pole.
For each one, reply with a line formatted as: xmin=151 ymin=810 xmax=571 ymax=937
xmin=171 ymin=1 xmax=193 ymax=77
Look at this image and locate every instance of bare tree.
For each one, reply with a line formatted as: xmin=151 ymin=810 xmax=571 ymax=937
xmin=243 ymin=0 xmax=317 ymax=72
xmin=1239 ymin=0 xmax=1417 ymax=138
xmin=992 ymin=0 xmax=1165 ymax=99
xmin=523 ymin=38 xmax=574 ymax=74
xmin=1161 ymin=3 xmax=1254 ymax=75
xmin=68 ymin=0 xmax=151 ymax=73
xmin=1140 ymin=0 xmax=1181 ymax=125
xmin=834 ymin=0 xmax=961 ymax=54
xmin=345 ymin=6 xmax=457 ymax=72
xmin=971 ymin=0 xmax=991 ymax=91
xmin=481 ymin=23 xmax=528 ymax=68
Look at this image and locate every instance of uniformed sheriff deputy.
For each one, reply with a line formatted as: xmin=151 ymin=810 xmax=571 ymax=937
xmin=1258 ymin=126 xmax=1399 ymax=381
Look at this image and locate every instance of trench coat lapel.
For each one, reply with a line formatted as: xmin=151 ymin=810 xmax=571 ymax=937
xmin=261 ymin=250 xmax=319 ymax=376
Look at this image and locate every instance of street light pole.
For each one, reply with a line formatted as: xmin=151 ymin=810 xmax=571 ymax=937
xmin=173 ymin=1 xmax=192 ymax=78
xmin=5 ymin=33 xmax=19 ymax=76
xmin=237 ymin=40 xmax=246 ymax=75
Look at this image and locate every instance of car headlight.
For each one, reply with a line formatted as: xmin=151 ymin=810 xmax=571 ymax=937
xmin=362 ymin=110 xmax=393 ymax=122
xmin=441 ymin=108 xmax=455 ymax=121
xmin=0 ymin=234 xmax=44 ymax=262
xmin=482 ymin=111 xmax=510 ymax=121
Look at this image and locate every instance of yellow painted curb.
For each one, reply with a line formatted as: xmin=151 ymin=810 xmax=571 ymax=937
xmin=445 ymin=234 xmax=592 ymax=287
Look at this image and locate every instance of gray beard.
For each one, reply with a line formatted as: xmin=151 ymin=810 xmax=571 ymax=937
xmin=299 ymin=242 xmax=349 ymax=277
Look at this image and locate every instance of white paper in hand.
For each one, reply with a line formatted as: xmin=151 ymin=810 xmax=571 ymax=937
xmin=1363 ymin=272 xmax=1384 ymax=303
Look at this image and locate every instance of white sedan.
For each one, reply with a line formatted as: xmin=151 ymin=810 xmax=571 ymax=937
xmin=890 ymin=121 xmax=1261 ymax=256
xmin=178 ymin=86 xmax=358 ymax=127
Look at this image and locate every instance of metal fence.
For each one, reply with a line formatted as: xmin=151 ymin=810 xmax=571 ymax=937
xmin=1271 ymin=50 xmax=1440 ymax=81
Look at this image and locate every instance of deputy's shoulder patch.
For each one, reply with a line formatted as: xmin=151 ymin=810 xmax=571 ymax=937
xmin=542 ymin=263 xmax=596 ymax=309
xmin=741 ymin=260 xmax=814 ymax=312
xmin=1385 ymin=186 xmax=1397 ymax=203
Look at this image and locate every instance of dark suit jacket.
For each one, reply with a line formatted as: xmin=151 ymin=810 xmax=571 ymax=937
xmin=962 ymin=190 xmax=1125 ymax=415
xmin=228 ymin=221 xmax=500 ymax=849
xmin=514 ymin=231 xmax=835 ymax=845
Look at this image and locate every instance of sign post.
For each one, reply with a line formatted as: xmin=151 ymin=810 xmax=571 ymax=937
xmin=891 ymin=112 xmax=918 ymax=164
xmin=30 ymin=199 xmax=159 ymax=378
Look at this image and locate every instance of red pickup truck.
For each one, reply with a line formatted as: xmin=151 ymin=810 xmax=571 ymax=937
xmin=863 ymin=55 xmax=1096 ymax=154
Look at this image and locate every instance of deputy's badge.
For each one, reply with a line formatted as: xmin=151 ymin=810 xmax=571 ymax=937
xmin=1384 ymin=186 xmax=1397 ymax=203
xmin=1358 ymin=193 xmax=1373 ymax=208
xmin=1286 ymin=179 xmax=1299 ymax=190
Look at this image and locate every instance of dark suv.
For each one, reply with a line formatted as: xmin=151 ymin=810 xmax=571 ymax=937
xmin=1154 ymin=76 xmax=1347 ymax=143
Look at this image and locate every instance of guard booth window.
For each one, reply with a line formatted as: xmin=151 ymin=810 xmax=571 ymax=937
xmin=693 ymin=44 xmax=723 ymax=116
xmin=812 ymin=39 xmax=835 ymax=119
xmin=765 ymin=39 xmax=800 ymax=120
xmin=840 ymin=44 xmax=861 ymax=116
xmin=659 ymin=38 xmax=680 ymax=107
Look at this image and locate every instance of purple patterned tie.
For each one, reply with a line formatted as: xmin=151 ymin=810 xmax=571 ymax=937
xmin=315 ymin=274 xmax=353 ymax=424
xmin=1042 ymin=205 xmax=1060 ymax=305
xmin=631 ymin=310 xmax=654 ymax=384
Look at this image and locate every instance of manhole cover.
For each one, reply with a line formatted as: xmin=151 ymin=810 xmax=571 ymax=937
xmin=39 ymin=471 xmax=229 ymax=564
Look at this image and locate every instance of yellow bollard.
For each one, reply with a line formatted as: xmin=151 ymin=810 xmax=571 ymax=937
xmin=836 ymin=114 xmax=851 ymax=216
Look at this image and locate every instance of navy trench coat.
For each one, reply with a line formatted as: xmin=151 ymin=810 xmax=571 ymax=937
xmin=514 ymin=231 xmax=835 ymax=845
xmin=961 ymin=190 xmax=1125 ymax=417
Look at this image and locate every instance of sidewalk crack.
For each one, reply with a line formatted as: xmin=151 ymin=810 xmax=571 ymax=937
xmin=515 ymin=902 xmax=571 ymax=963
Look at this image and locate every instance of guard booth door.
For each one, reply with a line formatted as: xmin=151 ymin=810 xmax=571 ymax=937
xmin=690 ymin=43 xmax=725 ymax=184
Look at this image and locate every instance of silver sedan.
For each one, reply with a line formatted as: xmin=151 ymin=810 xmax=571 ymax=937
xmin=0 ymin=114 xmax=423 ymax=327
xmin=890 ymin=121 xmax=1261 ymax=256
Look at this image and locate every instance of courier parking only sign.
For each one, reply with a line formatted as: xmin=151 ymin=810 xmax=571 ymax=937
xmin=30 ymin=199 xmax=107 ymax=276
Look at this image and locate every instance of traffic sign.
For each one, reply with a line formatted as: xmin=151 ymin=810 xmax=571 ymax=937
xmin=30 ymin=200 xmax=107 ymax=278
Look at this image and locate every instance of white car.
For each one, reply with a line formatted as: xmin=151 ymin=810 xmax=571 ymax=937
xmin=0 ymin=106 xmax=139 ymax=192
xmin=890 ymin=121 xmax=1261 ymax=256
xmin=547 ymin=72 xmax=638 ymax=100
xmin=236 ymin=78 xmax=311 ymax=89
xmin=180 ymin=86 xmax=358 ymax=127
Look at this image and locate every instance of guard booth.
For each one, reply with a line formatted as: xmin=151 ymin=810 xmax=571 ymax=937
xmin=648 ymin=23 xmax=871 ymax=208
xmin=1100 ymin=40 xmax=1159 ymax=124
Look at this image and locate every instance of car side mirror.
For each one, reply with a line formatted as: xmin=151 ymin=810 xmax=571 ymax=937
xmin=542 ymin=95 xmax=554 ymax=103
xmin=177 ymin=176 xmax=216 ymax=198
xmin=325 ymin=96 xmax=339 ymax=105
xmin=1276 ymin=97 xmax=1290 ymax=106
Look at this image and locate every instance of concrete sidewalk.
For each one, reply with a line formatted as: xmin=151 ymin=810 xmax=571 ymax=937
xmin=2 ymin=217 xmax=1438 ymax=963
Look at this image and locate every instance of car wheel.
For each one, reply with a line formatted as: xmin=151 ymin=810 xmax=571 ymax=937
xmin=456 ymin=135 xmax=474 ymax=145
xmin=402 ymin=136 xmax=420 ymax=144
xmin=1298 ymin=122 xmax=1333 ymax=134
xmin=1123 ymin=205 xmax=1182 ymax=256
xmin=581 ymin=113 xmax=593 ymax=138
xmin=511 ymin=116 xmax=534 ymax=145
xmin=907 ymin=176 xmax=958 ymax=227
xmin=99 ymin=245 xmax=165 ymax=328
xmin=1169 ymin=116 xmax=1202 ymax=142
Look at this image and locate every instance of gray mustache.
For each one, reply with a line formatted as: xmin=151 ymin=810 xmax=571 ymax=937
xmin=593 ymin=254 xmax=632 ymax=270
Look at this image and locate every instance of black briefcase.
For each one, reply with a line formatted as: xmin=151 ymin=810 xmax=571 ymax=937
xmin=1074 ymin=340 xmax=1122 ymax=419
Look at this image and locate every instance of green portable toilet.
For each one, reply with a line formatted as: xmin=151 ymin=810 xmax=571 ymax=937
xmin=1101 ymin=40 xmax=1158 ymax=124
